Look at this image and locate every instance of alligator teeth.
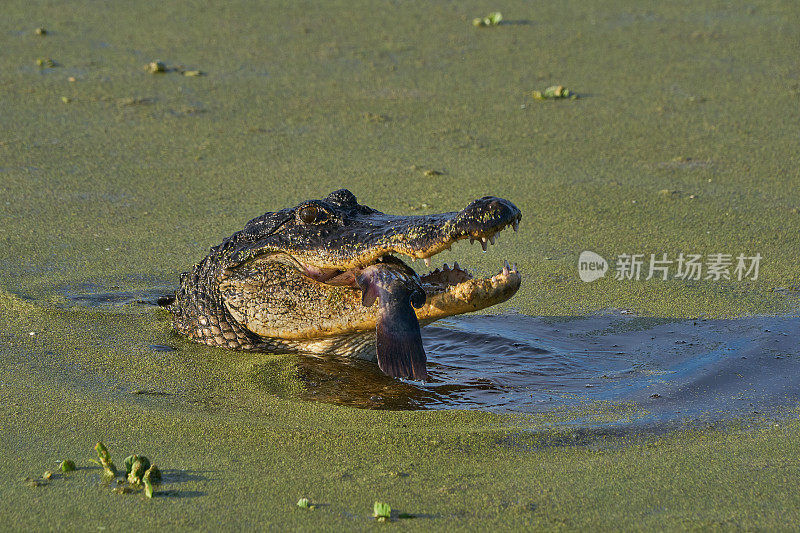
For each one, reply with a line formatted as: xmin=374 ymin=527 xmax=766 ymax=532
xmin=443 ymin=263 xmax=450 ymax=271
xmin=489 ymin=235 xmax=495 ymax=246
xmin=502 ymin=260 xmax=510 ymax=276
xmin=453 ymin=261 xmax=461 ymax=271
xmin=512 ymin=220 xmax=519 ymax=232
xmin=469 ymin=237 xmax=475 ymax=245
xmin=480 ymin=238 xmax=488 ymax=252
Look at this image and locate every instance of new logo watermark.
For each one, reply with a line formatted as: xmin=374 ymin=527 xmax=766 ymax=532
xmin=578 ymin=251 xmax=761 ymax=282
xmin=578 ymin=251 xmax=609 ymax=282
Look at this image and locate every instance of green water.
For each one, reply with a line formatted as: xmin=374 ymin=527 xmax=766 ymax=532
xmin=2 ymin=0 xmax=799 ymax=529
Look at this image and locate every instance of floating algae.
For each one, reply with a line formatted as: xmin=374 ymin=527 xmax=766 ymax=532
xmin=530 ymin=85 xmax=578 ymax=100
xmin=473 ymin=12 xmax=503 ymax=27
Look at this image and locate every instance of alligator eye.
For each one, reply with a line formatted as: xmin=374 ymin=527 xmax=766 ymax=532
xmin=298 ymin=205 xmax=320 ymax=224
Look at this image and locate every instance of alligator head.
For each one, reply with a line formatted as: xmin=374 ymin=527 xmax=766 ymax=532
xmin=169 ymin=189 xmax=521 ymax=381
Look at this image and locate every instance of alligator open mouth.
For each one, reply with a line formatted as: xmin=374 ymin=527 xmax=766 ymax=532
xmin=294 ymin=217 xmax=522 ymax=314
xmin=172 ymin=189 xmax=523 ymax=382
xmin=286 ymin=215 xmax=523 ymax=382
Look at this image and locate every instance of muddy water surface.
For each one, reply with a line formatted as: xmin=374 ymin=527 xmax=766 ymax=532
xmin=266 ymin=314 xmax=800 ymax=424
xmin=61 ymin=284 xmax=800 ymax=428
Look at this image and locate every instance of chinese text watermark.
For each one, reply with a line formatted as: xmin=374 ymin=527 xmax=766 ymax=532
xmin=578 ymin=251 xmax=761 ymax=283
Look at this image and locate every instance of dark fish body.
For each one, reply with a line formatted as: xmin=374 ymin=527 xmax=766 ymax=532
xmin=356 ymin=258 xmax=428 ymax=380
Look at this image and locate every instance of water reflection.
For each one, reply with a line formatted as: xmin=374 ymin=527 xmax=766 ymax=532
xmin=250 ymin=314 xmax=800 ymax=423
xmin=52 ymin=282 xmax=800 ymax=424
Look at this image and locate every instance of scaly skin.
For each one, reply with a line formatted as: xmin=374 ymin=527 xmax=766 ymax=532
xmin=168 ymin=189 xmax=522 ymax=362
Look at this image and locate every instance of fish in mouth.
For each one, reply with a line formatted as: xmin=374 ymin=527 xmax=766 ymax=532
xmin=167 ymin=189 xmax=522 ymax=381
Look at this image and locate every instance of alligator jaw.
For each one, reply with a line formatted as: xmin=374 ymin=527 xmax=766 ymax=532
xmin=289 ymin=219 xmax=522 ymax=308
xmin=217 ymin=217 xmax=523 ymax=346
xmin=289 ymin=257 xmax=522 ymax=339
xmin=269 ymin=195 xmax=523 ymax=271
xmin=329 ymin=212 xmax=522 ymax=268
xmin=285 ymin=235 xmax=521 ymax=381
xmin=288 ymin=192 xmax=522 ymax=287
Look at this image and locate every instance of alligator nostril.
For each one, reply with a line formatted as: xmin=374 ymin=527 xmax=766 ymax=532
xmin=487 ymin=199 xmax=509 ymax=217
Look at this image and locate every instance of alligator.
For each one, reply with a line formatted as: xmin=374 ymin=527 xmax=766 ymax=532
xmin=168 ymin=189 xmax=521 ymax=381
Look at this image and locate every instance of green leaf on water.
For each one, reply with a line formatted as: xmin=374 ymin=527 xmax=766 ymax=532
xmin=297 ymin=497 xmax=315 ymax=509
xmin=124 ymin=455 xmax=151 ymax=476
xmin=474 ymin=12 xmax=503 ymax=27
xmin=94 ymin=442 xmax=117 ymax=477
xmin=531 ymin=85 xmax=578 ymax=100
xmin=144 ymin=465 xmax=161 ymax=484
xmin=143 ymin=477 xmax=154 ymax=499
xmin=374 ymin=501 xmax=391 ymax=521
xmin=127 ymin=456 xmax=151 ymax=486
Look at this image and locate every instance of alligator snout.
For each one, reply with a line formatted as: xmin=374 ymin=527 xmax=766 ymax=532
xmin=452 ymin=196 xmax=521 ymax=239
